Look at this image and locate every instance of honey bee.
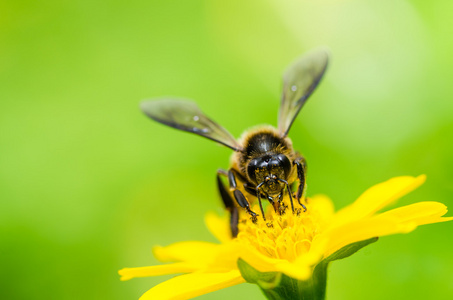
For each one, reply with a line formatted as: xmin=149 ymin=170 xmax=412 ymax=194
xmin=141 ymin=49 xmax=329 ymax=237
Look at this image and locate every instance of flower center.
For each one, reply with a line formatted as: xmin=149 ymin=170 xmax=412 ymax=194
xmin=236 ymin=199 xmax=323 ymax=262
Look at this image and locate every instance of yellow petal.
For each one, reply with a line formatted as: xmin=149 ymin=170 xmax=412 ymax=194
xmin=315 ymin=217 xmax=416 ymax=258
xmin=153 ymin=241 xmax=219 ymax=263
xmin=118 ymin=262 xmax=198 ymax=281
xmin=139 ymin=270 xmax=245 ymax=300
xmin=273 ymin=261 xmax=312 ymax=281
xmin=205 ymin=212 xmax=232 ymax=243
xmin=316 ymin=200 xmax=452 ymax=258
xmin=236 ymin=242 xmax=285 ymax=273
xmin=377 ymin=201 xmax=453 ymax=226
xmin=331 ymin=175 xmax=426 ymax=227
xmin=155 ymin=241 xmax=240 ymax=273
xmin=273 ymin=250 xmax=322 ymax=281
xmin=308 ymin=194 xmax=335 ymax=222
xmin=198 ymin=242 xmax=240 ymax=272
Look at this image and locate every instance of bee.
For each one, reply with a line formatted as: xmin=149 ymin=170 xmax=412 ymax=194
xmin=141 ymin=49 xmax=329 ymax=237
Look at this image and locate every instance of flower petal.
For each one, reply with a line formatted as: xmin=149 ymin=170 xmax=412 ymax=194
xmin=205 ymin=212 xmax=232 ymax=243
xmin=153 ymin=241 xmax=220 ymax=263
xmin=314 ymin=217 xmax=416 ymax=258
xmin=376 ymin=201 xmax=453 ymax=226
xmin=275 ymin=246 xmax=325 ymax=280
xmin=155 ymin=241 xmax=240 ymax=272
xmin=118 ymin=262 xmax=198 ymax=281
xmin=139 ymin=270 xmax=245 ymax=300
xmin=202 ymin=242 xmax=243 ymax=272
xmin=234 ymin=241 xmax=320 ymax=281
xmin=308 ymin=194 xmax=335 ymax=223
xmin=273 ymin=259 xmax=313 ymax=281
xmin=331 ymin=175 xmax=426 ymax=227
xmin=236 ymin=242 xmax=285 ymax=273
xmin=315 ymin=200 xmax=452 ymax=258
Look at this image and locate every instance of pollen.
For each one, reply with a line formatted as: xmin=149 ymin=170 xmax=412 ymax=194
xmin=237 ymin=198 xmax=327 ymax=262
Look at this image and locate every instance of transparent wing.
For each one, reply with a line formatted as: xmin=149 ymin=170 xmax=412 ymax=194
xmin=278 ymin=48 xmax=329 ymax=137
xmin=140 ymin=98 xmax=242 ymax=151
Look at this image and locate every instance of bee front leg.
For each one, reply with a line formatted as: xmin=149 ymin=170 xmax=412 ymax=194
xmin=217 ymin=169 xmax=239 ymax=237
xmin=266 ymin=195 xmax=278 ymax=213
xmin=274 ymin=193 xmax=285 ymax=214
xmin=294 ymin=156 xmax=307 ymax=212
xmin=228 ymin=169 xmax=258 ymax=222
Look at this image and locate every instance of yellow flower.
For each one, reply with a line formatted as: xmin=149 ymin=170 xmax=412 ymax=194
xmin=119 ymin=175 xmax=452 ymax=300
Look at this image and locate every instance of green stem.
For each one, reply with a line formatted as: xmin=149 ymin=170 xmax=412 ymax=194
xmin=259 ymin=262 xmax=328 ymax=300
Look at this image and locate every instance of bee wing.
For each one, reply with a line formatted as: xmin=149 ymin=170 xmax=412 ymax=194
xmin=278 ymin=48 xmax=329 ymax=137
xmin=140 ymin=99 xmax=242 ymax=151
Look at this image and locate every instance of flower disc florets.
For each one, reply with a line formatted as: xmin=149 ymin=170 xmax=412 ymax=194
xmin=237 ymin=199 xmax=327 ymax=262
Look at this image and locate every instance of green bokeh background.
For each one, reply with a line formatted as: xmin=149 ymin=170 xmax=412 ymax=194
xmin=1 ymin=0 xmax=452 ymax=299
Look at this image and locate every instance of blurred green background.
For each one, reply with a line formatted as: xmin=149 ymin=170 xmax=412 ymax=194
xmin=1 ymin=0 xmax=452 ymax=299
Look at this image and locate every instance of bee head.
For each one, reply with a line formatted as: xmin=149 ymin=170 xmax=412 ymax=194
xmin=247 ymin=154 xmax=291 ymax=194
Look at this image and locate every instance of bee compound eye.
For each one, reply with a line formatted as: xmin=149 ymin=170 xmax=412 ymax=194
xmin=277 ymin=154 xmax=291 ymax=178
xmin=247 ymin=158 xmax=259 ymax=184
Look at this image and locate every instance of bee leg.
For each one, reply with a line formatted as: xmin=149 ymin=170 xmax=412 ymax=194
xmin=274 ymin=193 xmax=284 ymax=214
xmin=234 ymin=190 xmax=258 ymax=222
xmin=255 ymin=186 xmax=266 ymax=221
xmin=228 ymin=170 xmax=258 ymax=221
xmin=277 ymin=178 xmax=295 ymax=214
xmin=243 ymin=182 xmax=257 ymax=197
xmin=230 ymin=206 xmax=239 ymax=237
xmin=217 ymin=169 xmax=233 ymax=208
xmin=216 ymin=169 xmax=239 ymax=237
xmin=276 ymin=192 xmax=283 ymax=204
xmin=246 ymin=182 xmax=269 ymax=218
xmin=266 ymin=195 xmax=278 ymax=213
xmin=294 ymin=157 xmax=307 ymax=212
